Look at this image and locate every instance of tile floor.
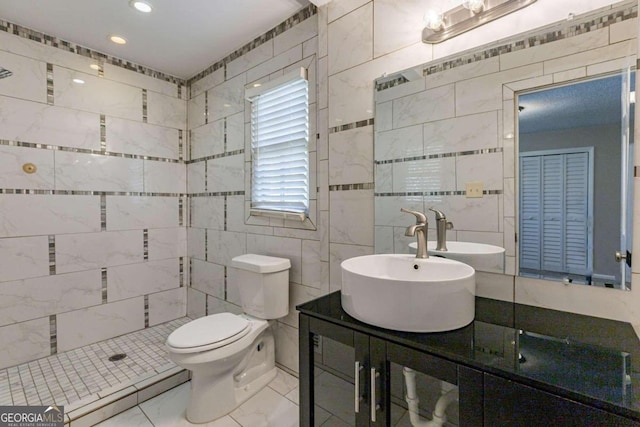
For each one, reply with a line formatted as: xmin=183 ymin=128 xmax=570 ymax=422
xmin=94 ymin=368 xmax=420 ymax=427
xmin=0 ymin=318 xmax=190 ymax=407
xmin=95 ymin=369 xmax=301 ymax=427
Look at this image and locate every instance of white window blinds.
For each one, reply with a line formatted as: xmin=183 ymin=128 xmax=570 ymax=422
xmin=247 ymin=68 xmax=309 ymax=220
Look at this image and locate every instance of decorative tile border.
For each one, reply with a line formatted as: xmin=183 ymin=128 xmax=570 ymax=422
xmin=101 ymin=269 xmax=108 ymax=304
xmin=48 ymin=235 xmax=56 ymax=275
xmin=187 ymin=4 xmax=317 ymax=85
xmin=179 ymin=257 xmax=184 ymax=287
xmin=189 ymin=191 xmax=245 ymax=198
xmin=143 ymin=229 xmax=149 ymax=261
xmin=0 ymin=189 xmax=186 ymax=197
xmin=100 ymin=115 xmax=107 ymax=152
xmin=0 ymin=140 xmax=183 ymax=164
xmin=374 ymin=74 xmax=409 ymax=92
xmin=46 ymin=63 xmax=54 ymax=105
xmin=144 ymin=295 xmax=149 ymax=328
xmin=49 ymin=315 xmax=57 ymax=355
xmin=375 ymin=147 xmax=503 ymax=165
xmin=142 ymin=89 xmax=148 ymax=123
xmin=376 ymin=190 xmax=504 ymax=197
xmin=376 ymin=2 xmax=637 ymax=91
xmin=100 ymin=195 xmax=107 ymax=230
xmin=0 ymin=19 xmax=185 ymax=84
xmin=329 ymin=183 xmax=374 ymax=192
xmin=329 ymin=118 xmax=374 ymax=134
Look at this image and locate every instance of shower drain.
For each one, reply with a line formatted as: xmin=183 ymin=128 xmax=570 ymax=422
xmin=108 ymin=353 xmax=127 ymax=362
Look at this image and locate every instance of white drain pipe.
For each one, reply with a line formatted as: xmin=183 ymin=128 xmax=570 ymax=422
xmin=402 ymin=367 xmax=459 ymax=427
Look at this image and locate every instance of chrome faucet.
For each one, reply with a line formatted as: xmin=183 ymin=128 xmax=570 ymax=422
xmin=401 ymin=208 xmax=428 ymax=259
xmin=429 ymin=207 xmax=453 ymax=251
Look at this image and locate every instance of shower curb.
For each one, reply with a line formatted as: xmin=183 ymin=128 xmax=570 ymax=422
xmin=64 ymin=366 xmax=190 ymax=426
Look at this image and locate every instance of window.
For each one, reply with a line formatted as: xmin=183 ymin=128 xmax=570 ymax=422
xmin=246 ymin=68 xmax=309 ymax=221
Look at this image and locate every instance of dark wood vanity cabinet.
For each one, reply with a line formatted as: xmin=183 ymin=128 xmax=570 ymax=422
xmin=484 ymin=375 xmax=638 ymax=427
xmin=298 ymin=293 xmax=640 ymax=427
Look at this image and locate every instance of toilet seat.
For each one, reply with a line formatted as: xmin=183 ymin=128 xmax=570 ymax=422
xmin=167 ymin=313 xmax=251 ymax=353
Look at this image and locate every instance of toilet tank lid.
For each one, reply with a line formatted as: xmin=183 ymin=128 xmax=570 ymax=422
xmin=231 ymin=254 xmax=291 ymax=273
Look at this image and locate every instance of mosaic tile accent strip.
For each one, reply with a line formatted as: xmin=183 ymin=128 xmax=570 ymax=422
xmin=100 ymin=115 xmax=107 ymax=152
xmin=143 ymin=229 xmax=149 ymax=260
xmin=178 ymin=129 xmax=184 ymax=161
xmin=0 ymin=318 xmax=190 ymax=407
xmin=177 ymin=84 xmax=183 ymax=99
xmin=376 ymin=2 xmax=637 ymax=92
xmin=49 ymin=315 xmax=57 ymax=356
xmin=142 ymin=89 xmax=148 ymax=123
xmin=204 ymin=160 xmax=208 ymax=192
xmin=186 ymin=149 xmax=245 ymax=164
xmin=179 ymin=257 xmax=184 ymax=287
xmin=204 ymin=229 xmax=208 ymax=261
xmin=0 ymin=139 xmax=182 ymax=164
xmin=46 ymin=63 xmax=54 ymax=105
xmin=189 ymin=191 xmax=245 ymax=198
xmin=374 ymin=74 xmax=409 ymax=92
xmin=375 ymin=147 xmax=504 ymax=165
xmin=144 ymin=295 xmax=149 ymax=328
xmin=179 ymin=196 xmax=184 ymax=226
xmin=376 ymin=190 xmax=504 ymax=197
xmin=188 ymin=259 xmax=193 ymax=287
xmin=224 ymin=118 xmax=228 ymax=152
xmin=0 ymin=19 xmax=186 ymax=85
xmin=329 ymin=183 xmax=374 ymax=192
xmin=48 ymin=235 xmax=56 ymax=275
xmin=204 ymin=91 xmax=209 ymax=125
xmin=329 ymin=118 xmax=375 ymax=134
xmin=100 ymin=194 xmax=107 ymax=231
xmin=0 ymin=189 xmax=186 ymax=197
xmin=187 ymin=4 xmax=317 ymax=85
xmin=224 ymin=195 xmax=228 ymax=231
xmin=101 ymin=268 xmax=108 ymax=303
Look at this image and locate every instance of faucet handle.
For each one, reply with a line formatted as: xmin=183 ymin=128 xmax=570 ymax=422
xmin=400 ymin=208 xmax=427 ymax=224
xmin=428 ymin=207 xmax=446 ymax=220
xmin=446 ymin=221 xmax=454 ymax=230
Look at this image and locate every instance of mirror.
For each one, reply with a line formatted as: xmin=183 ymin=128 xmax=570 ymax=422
xmin=518 ymin=73 xmax=635 ymax=289
xmin=373 ymin=1 xmax=636 ymax=288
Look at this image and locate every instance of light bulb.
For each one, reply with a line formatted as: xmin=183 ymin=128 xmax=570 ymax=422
xmin=424 ymin=10 xmax=444 ymax=31
xmin=462 ymin=0 xmax=484 ymax=14
xmin=130 ymin=1 xmax=152 ymax=13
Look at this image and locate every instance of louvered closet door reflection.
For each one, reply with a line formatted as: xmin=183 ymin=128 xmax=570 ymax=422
xmin=520 ymin=152 xmax=589 ymax=276
xmin=520 ymin=156 xmax=542 ymax=271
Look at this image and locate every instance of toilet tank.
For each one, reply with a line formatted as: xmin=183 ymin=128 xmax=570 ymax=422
xmin=230 ymin=254 xmax=291 ymax=319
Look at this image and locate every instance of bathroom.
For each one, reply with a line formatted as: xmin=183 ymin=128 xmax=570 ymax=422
xmin=0 ymin=0 xmax=639 ymax=425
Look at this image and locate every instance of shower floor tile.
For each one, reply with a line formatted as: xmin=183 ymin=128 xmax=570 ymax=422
xmin=0 ymin=317 xmax=190 ymax=408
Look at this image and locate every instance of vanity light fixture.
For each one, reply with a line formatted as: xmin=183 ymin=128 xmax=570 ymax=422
xmin=422 ymin=0 xmax=537 ymax=44
xmin=109 ymin=35 xmax=127 ymax=45
xmin=130 ymin=0 xmax=153 ymax=13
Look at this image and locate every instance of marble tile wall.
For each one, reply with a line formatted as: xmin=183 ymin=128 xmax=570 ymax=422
xmin=186 ymin=8 xmax=322 ymax=375
xmin=0 ymin=26 xmax=187 ymax=369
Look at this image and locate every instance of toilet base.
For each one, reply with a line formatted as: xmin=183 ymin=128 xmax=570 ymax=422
xmin=185 ymin=366 xmax=277 ymax=423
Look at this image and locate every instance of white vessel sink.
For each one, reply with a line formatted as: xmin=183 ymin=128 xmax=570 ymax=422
xmin=409 ymin=241 xmax=505 ymax=273
xmin=340 ymin=254 xmax=475 ymax=333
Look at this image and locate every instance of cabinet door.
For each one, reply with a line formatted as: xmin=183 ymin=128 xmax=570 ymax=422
xmin=386 ymin=343 xmax=466 ymax=426
xmin=484 ymin=374 xmax=639 ymax=427
xmin=305 ymin=316 xmax=370 ymax=426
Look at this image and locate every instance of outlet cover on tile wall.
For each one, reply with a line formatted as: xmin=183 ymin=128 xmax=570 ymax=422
xmin=466 ymin=182 xmax=483 ymax=198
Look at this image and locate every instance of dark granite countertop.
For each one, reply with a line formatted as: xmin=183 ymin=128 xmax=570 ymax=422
xmin=297 ymin=291 xmax=640 ymax=421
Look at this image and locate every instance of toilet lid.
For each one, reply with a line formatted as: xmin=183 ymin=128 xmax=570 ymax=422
xmin=167 ymin=313 xmax=250 ymax=349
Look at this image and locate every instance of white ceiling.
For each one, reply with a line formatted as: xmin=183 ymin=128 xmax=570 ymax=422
xmin=0 ymin=0 xmax=310 ymax=79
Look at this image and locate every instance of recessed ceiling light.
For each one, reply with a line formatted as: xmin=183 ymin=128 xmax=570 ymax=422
xmin=72 ymin=78 xmax=85 ymax=84
xmin=130 ymin=0 xmax=152 ymax=13
xmin=109 ymin=35 xmax=127 ymax=45
xmin=89 ymin=64 xmax=100 ymax=71
xmin=252 ymin=83 xmax=262 ymax=88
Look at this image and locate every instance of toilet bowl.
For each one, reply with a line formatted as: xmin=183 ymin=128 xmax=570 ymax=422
xmin=166 ymin=254 xmax=290 ymax=423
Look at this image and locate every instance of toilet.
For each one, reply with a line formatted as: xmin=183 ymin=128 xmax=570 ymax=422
xmin=166 ymin=254 xmax=291 ymax=423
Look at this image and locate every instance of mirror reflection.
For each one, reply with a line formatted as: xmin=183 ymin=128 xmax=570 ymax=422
xmin=517 ymin=72 xmax=635 ymax=289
